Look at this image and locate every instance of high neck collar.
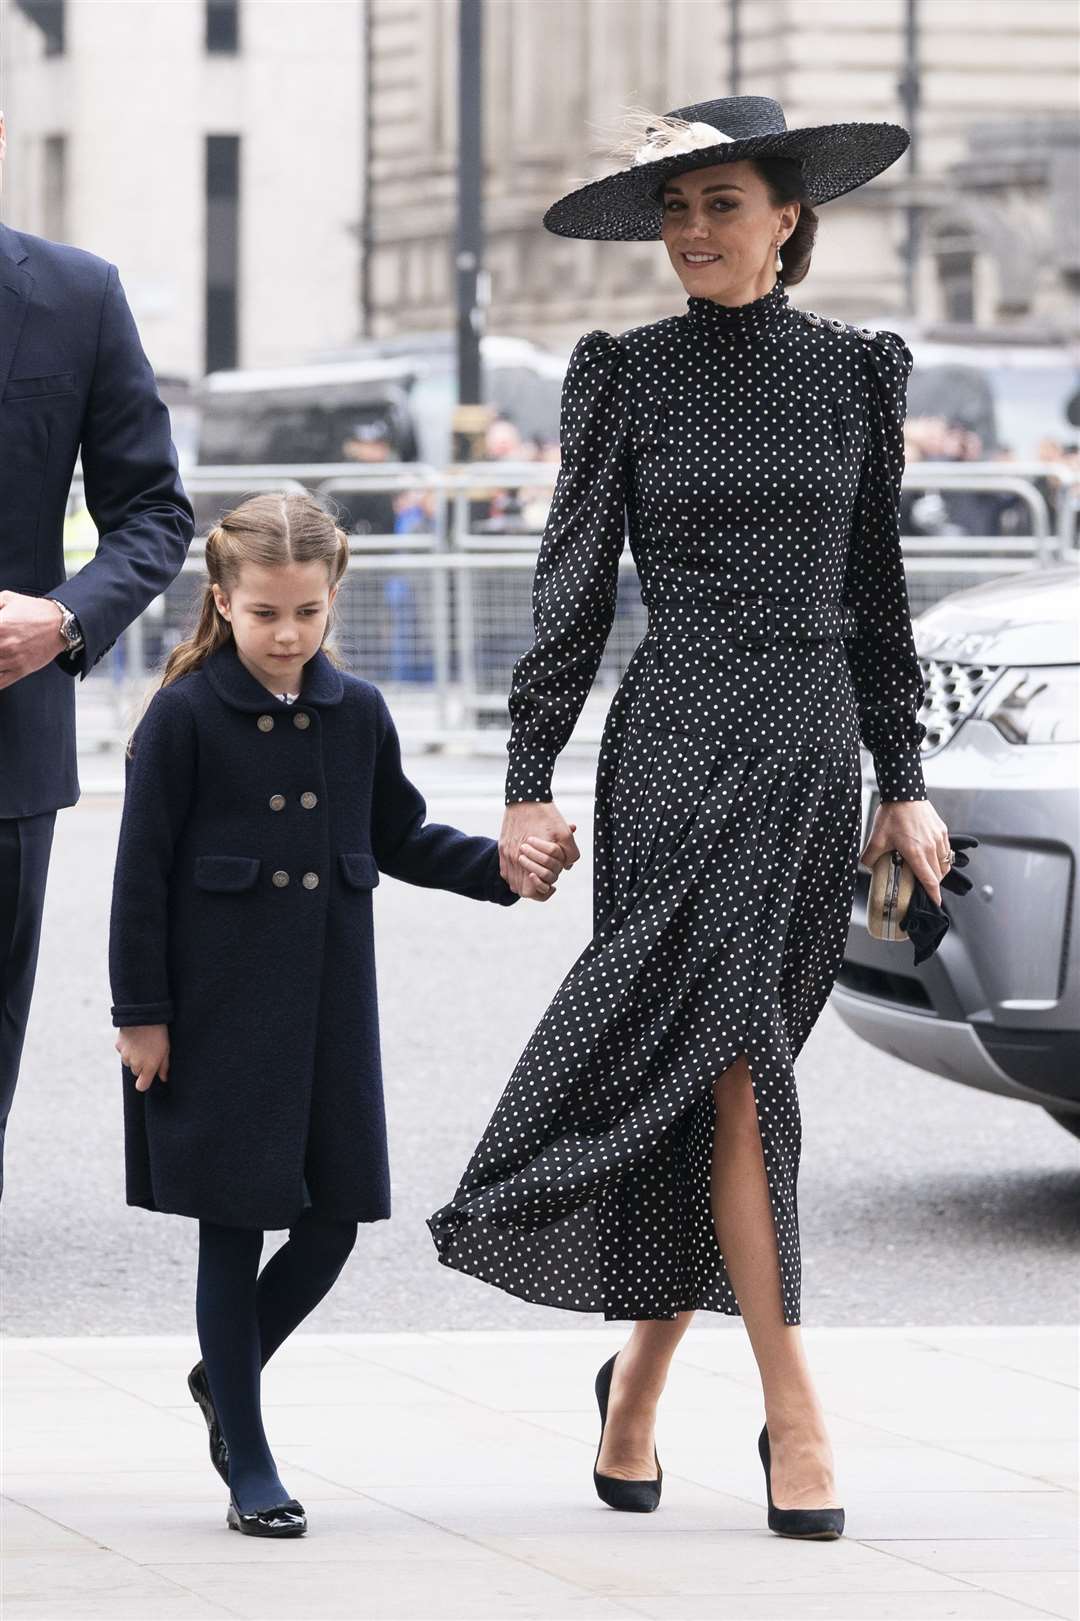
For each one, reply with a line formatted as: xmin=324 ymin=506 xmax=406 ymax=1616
xmin=685 ymin=277 xmax=792 ymax=341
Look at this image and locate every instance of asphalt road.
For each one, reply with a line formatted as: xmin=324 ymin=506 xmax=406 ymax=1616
xmin=2 ymin=762 xmax=1076 ymax=1336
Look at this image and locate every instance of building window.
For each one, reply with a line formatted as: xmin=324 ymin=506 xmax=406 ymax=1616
xmin=205 ymin=135 xmax=240 ymax=373
xmin=206 ymin=0 xmax=239 ymax=53
xmin=43 ymin=134 xmax=67 ymax=241
xmin=939 ymin=251 xmax=976 ymax=324
xmin=16 ymin=0 xmax=65 ymax=55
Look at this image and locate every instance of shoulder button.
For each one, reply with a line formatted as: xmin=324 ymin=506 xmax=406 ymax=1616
xmin=800 ymin=309 xmax=824 ymax=327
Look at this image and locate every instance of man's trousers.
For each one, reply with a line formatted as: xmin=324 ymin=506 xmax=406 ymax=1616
xmin=0 ymin=811 xmax=57 ymax=1197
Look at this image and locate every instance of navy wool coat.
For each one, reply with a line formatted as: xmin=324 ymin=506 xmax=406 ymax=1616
xmin=109 ymin=638 xmax=519 ymax=1229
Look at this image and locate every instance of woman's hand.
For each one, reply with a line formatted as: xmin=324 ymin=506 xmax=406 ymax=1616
xmin=860 ymin=799 xmax=951 ymax=906
xmin=116 ymin=1025 xmax=171 ymax=1093
xmin=500 ymin=801 xmax=581 ymax=901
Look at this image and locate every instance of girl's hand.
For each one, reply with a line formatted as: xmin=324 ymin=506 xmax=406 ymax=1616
xmin=500 ymin=801 xmax=581 ymax=897
xmin=860 ymin=799 xmax=951 ymax=906
xmin=116 ymin=1025 xmax=171 ymax=1093
xmin=516 ymin=830 xmax=574 ymax=902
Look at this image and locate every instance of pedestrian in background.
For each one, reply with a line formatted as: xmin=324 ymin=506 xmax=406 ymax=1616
xmin=109 ymin=491 xmax=566 ymax=1538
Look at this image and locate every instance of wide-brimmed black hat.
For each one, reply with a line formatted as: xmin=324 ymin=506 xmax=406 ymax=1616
xmin=543 ymin=96 xmax=910 ymax=241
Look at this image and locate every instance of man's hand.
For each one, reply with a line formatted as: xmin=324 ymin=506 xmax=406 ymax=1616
xmin=0 ymin=592 xmax=67 ymax=690
xmin=860 ymin=799 xmax=951 ymax=906
xmin=500 ymin=801 xmax=581 ymax=900
xmin=116 ymin=1025 xmax=171 ymax=1093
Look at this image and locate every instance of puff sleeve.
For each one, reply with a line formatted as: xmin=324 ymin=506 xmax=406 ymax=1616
xmin=843 ymin=328 xmax=929 ymax=803
xmin=504 ymin=330 xmax=630 ymax=804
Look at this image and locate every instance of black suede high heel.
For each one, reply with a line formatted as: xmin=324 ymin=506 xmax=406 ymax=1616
xmin=757 ymin=1422 xmax=844 ymax=1540
xmin=187 ymin=1360 xmax=229 ymax=1485
xmin=226 ymin=1494 xmax=307 ymax=1537
xmin=593 ymin=1352 xmax=663 ymax=1512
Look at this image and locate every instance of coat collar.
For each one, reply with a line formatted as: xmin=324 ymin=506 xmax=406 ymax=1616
xmin=203 ymin=638 xmax=345 ymax=713
xmin=0 ymin=223 xmax=29 ymax=268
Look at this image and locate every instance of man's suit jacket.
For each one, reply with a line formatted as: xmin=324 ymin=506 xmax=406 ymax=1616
xmin=0 ymin=221 xmax=194 ymax=817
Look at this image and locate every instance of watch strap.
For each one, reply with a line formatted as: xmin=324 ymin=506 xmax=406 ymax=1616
xmin=53 ymin=598 xmax=86 ymax=654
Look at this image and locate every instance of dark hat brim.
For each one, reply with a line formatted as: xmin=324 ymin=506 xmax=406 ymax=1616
xmin=542 ymin=122 xmax=910 ymax=240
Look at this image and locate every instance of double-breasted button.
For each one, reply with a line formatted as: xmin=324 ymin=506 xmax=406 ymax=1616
xmin=272 ymin=870 xmax=290 ymax=888
xmin=293 ymin=712 xmax=311 ymax=730
xmin=269 ymin=793 xmax=286 ymax=812
xmin=302 ymin=871 xmax=319 ymax=889
xmin=257 ymin=714 xmax=275 ymax=732
xmin=300 ymin=791 xmax=318 ymax=810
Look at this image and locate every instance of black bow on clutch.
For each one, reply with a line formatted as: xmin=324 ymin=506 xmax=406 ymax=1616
xmin=900 ymin=834 xmax=980 ymax=965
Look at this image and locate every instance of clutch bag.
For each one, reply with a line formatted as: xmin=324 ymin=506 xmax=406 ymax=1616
xmin=867 ymin=849 xmax=914 ymax=941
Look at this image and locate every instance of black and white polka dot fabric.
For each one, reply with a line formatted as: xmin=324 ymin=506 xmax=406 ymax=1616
xmin=427 ymin=278 xmax=928 ymax=1325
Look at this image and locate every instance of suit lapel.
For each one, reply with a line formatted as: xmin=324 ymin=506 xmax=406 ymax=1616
xmin=0 ymin=226 xmax=32 ymax=402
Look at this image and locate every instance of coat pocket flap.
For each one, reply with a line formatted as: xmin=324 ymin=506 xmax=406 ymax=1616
xmin=194 ymin=855 xmax=262 ymax=892
xmin=3 ymin=372 xmax=77 ymax=401
xmin=339 ymin=851 xmax=381 ymax=889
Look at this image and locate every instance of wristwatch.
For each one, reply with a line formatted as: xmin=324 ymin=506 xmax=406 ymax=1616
xmin=53 ymin=598 xmax=85 ymax=655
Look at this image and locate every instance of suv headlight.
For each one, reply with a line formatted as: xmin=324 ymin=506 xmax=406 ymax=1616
xmin=980 ymin=666 xmax=1080 ymax=744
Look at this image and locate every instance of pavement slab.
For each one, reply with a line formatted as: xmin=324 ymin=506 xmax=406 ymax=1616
xmin=1 ymin=1324 xmax=1076 ymax=1620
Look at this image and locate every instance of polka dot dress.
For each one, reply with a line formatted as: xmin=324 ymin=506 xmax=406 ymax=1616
xmin=427 ymin=278 xmax=928 ymax=1325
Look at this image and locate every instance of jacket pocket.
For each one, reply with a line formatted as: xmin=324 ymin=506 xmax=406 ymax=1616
xmin=194 ymin=855 xmax=262 ymax=892
xmin=3 ymin=372 xmax=77 ymax=402
xmin=339 ymin=851 xmax=381 ymax=889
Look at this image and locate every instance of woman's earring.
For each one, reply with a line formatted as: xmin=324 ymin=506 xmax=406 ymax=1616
xmin=775 ymin=241 xmax=783 ymax=273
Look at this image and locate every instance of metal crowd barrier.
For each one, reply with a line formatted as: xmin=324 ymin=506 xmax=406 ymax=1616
xmin=66 ymin=461 xmax=1079 ymax=756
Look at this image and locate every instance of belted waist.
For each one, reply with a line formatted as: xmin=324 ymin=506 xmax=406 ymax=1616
xmin=644 ymin=595 xmax=858 ymax=647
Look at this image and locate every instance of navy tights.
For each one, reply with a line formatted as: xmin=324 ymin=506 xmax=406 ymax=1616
xmin=196 ymin=1208 xmax=358 ymax=1511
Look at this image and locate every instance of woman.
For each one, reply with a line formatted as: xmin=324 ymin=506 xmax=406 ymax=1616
xmin=428 ymin=95 xmax=952 ymax=1538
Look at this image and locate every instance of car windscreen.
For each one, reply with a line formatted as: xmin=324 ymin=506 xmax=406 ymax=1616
xmin=908 ymin=360 xmax=1080 ymax=459
xmin=197 ymin=385 xmax=415 ymax=464
xmin=409 ymin=365 xmax=563 ymax=465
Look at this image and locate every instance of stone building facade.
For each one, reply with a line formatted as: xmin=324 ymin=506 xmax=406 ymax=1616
xmin=2 ymin=0 xmax=364 ymax=378
xmin=368 ymin=0 xmax=1080 ymax=347
xmin=2 ymin=0 xmax=1075 ymax=384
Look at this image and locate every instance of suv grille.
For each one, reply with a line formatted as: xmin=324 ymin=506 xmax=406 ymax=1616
xmin=918 ymin=657 xmax=1003 ymax=756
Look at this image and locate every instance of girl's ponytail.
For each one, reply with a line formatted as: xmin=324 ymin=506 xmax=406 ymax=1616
xmin=160 ymin=524 xmax=234 ymax=688
xmin=320 ymin=523 xmax=353 ymax=666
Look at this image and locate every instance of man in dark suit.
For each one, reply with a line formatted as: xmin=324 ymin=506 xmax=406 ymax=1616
xmin=0 ymin=111 xmax=194 ymax=1193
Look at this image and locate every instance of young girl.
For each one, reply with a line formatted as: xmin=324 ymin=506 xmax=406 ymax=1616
xmin=109 ymin=492 xmax=566 ymax=1538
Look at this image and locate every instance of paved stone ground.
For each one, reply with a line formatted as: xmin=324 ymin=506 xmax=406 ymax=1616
xmin=2 ymin=1324 xmax=1076 ymax=1620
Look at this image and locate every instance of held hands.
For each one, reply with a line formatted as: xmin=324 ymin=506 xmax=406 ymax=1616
xmin=860 ymin=798 xmax=951 ymax=905
xmin=116 ymin=1025 xmax=171 ymax=1092
xmin=0 ymin=592 xmax=67 ymax=690
xmin=500 ymin=801 xmax=582 ymax=901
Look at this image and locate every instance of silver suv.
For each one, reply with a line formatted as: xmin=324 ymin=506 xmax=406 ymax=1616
xmin=835 ymin=560 xmax=1080 ymax=1139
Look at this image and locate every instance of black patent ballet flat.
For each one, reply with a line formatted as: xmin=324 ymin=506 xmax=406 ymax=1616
xmin=593 ymin=1352 xmax=663 ymax=1513
xmin=226 ymin=1493 xmax=307 ymax=1537
xmin=187 ymin=1360 xmax=229 ymax=1485
xmin=757 ymin=1422 xmax=845 ymax=1540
